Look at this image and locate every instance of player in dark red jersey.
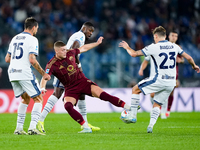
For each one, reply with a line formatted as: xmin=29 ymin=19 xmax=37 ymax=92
xmin=40 ymin=37 xmax=131 ymax=133
xmin=165 ymin=30 xmax=184 ymax=117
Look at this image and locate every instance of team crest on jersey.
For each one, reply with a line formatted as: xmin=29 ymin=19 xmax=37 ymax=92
xmin=67 ymin=65 xmax=74 ymax=72
xmin=69 ymin=56 xmax=73 ymax=61
xmin=46 ymin=69 xmax=49 ymax=73
xmin=59 ymin=65 xmax=64 ymax=69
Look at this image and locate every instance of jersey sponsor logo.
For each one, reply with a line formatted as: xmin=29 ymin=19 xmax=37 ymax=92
xmin=59 ymin=65 xmax=64 ymax=69
xmin=67 ymin=65 xmax=74 ymax=72
xmin=160 ymin=45 xmax=174 ymax=50
xmin=46 ymin=69 xmax=49 ymax=73
xmin=9 ymin=68 xmax=22 ymax=73
xmin=69 ymin=56 xmax=73 ymax=61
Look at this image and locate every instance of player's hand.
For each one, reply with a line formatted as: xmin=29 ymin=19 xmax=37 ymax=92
xmin=119 ymin=41 xmax=130 ymax=50
xmin=43 ymin=73 xmax=51 ymax=80
xmin=41 ymin=88 xmax=47 ymax=96
xmin=97 ymin=36 xmax=104 ymax=45
xmin=192 ymin=65 xmax=200 ymax=73
xmin=138 ymin=70 xmax=143 ymax=76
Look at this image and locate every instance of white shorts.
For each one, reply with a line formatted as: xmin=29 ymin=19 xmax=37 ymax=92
xmin=53 ymin=76 xmax=64 ymax=89
xmin=138 ymin=76 xmax=174 ymax=105
xmin=11 ymin=77 xmax=41 ymax=98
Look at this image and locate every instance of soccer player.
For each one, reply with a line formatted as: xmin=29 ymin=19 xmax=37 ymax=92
xmin=138 ymin=30 xmax=184 ymax=119
xmin=37 ymin=22 xmax=100 ymax=133
xmin=40 ymin=37 xmax=131 ymax=133
xmin=5 ymin=17 xmax=51 ymax=135
xmin=119 ymin=26 xmax=199 ymax=133
xmin=166 ymin=30 xmax=184 ymax=117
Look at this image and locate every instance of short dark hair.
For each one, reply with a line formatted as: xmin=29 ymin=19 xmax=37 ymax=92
xmin=152 ymin=26 xmax=166 ymax=37
xmin=83 ymin=22 xmax=94 ymax=27
xmin=54 ymin=41 xmax=66 ymax=48
xmin=169 ymin=29 xmax=179 ymax=35
xmin=24 ymin=17 xmax=38 ymax=30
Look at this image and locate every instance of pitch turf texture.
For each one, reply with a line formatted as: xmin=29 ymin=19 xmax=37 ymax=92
xmin=0 ymin=112 xmax=200 ymax=150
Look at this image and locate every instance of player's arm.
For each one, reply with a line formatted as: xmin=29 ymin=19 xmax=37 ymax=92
xmin=71 ymin=40 xmax=80 ymax=49
xmin=79 ymin=36 xmax=104 ymax=53
xmin=5 ymin=53 xmax=11 ymax=63
xmin=71 ymin=40 xmax=81 ymax=65
xmin=176 ymin=56 xmax=184 ymax=63
xmin=29 ymin=54 xmax=51 ymax=80
xmin=138 ymin=59 xmax=149 ymax=76
xmin=40 ymin=77 xmax=48 ymax=89
xmin=40 ymin=77 xmax=48 ymax=96
xmin=181 ymin=52 xmax=200 ymax=73
xmin=119 ymin=41 xmax=144 ymax=57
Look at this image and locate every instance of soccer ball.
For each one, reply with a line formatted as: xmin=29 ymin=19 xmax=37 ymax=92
xmin=120 ymin=110 xmax=131 ymax=123
xmin=121 ymin=110 xmax=130 ymax=118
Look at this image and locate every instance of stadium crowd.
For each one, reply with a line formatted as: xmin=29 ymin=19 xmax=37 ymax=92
xmin=0 ymin=0 xmax=200 ymax=87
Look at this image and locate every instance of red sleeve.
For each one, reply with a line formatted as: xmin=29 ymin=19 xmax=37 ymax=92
xmin=45 ymin=63 xmax=53 ymax=76
xmin=71 ymin=48 xmax=80 ymax=55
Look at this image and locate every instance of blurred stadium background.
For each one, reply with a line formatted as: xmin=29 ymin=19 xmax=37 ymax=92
xmin=0 ymin=0 xmax=200 ymax=88
xmin=0 ymin=0 xmax=200 ymax=113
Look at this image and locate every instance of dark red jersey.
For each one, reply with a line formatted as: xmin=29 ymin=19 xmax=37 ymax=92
xmin=45 ymin=49 xmax=85 ymax=87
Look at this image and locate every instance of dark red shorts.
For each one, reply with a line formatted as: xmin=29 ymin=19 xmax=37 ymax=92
xmin=176 ymin=65 xmax=179 ymax=80
xmin=64 ymin=77 xmax=98 ymax=102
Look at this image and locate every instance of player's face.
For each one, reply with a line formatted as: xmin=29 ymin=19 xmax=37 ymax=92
xmin=85 ymin=26 xmax=94 ymax=39
xmin=168 ymin=32 xmax=178 ymax=43
xmin=56 ymin=46 xmax=67 ymax=59
xmin=32 ymin=25 xmax=38 ymax=36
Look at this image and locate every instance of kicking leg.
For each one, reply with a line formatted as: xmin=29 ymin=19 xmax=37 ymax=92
xmin=91 ymin=85 xmax=130 ymax=109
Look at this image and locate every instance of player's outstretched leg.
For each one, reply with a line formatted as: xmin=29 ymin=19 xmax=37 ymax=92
xmin=99 ymin=91 xmax=130 ymax=110
xmin=64 ymin=102 xmax=92 ymax=133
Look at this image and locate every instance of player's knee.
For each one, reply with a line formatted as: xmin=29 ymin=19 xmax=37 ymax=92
xmin=64 ymin=102 xmax=73 ymax=111
xmin=79 ymin=94 xmax=85 ymax=100
xmin=53 ymin=92 xmax=60 ymax=99
xmin=21 ymin=92 xmax=31 ymax=104
xmin=32 ymin=94 xmax=43 ymax=103
xmin=132 ymin=85 xmax=141 ymax=94
xmin=53 ymin=88 xmax=64 ymax=99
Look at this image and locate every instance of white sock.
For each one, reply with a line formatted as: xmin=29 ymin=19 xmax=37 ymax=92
xmin=82 ymin=122 xmax=90 ymax=129
xmin=161 ymin=100 xmax=167 ymax=115
xmin=130 ymin=94 xmax=140 ymax=117
xmin=77 ymin=100 xmax=88 ymax=123
xmin=40 ymin=95 xmax=58 ymax=122
xmin=16 ymin=102 xmax=28 ymax=130
xmin=149 ymin=107 xmax=160 ymax=127
xmin=124 ymin=103 xmax=131 ymax=110
xmin=29 ymin=103 xmax=42 ymax=130
xmin=150 ymin=96 xmax=154 ymax=105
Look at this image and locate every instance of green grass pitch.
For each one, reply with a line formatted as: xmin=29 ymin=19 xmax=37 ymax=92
xmin=0 ymin=112 xmax=200 ymax=150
